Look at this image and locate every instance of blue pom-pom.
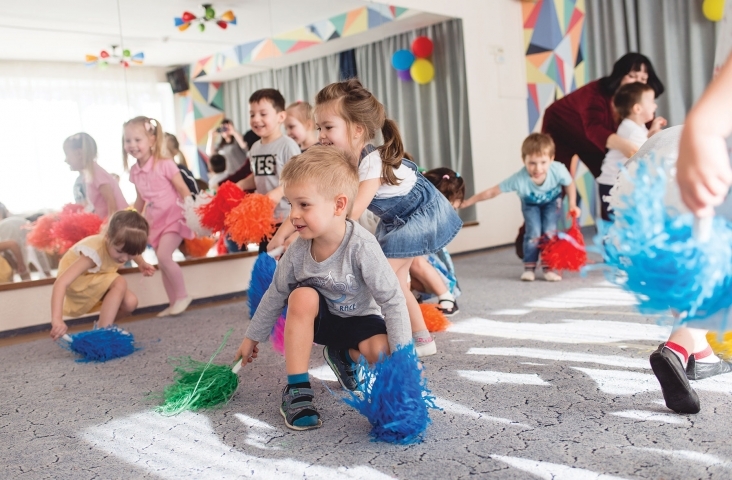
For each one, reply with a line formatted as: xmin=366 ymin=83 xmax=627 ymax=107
xmin=600 ymin=155 xmax=732 ymax=329
xmin=248 ymin=253 xmax=277 ymax=319
xmin=60 ymin=326 xmax=137 ymax=362
xmin=344 ymin=344 xmax=437 ymax=444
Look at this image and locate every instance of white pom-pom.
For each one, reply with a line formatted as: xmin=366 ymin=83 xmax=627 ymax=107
xmin=181 ymin=194 xmax=213 ymax=237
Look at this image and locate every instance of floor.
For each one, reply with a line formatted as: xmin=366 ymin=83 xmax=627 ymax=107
xmin=3 ymin=245 xmax=732 ymax=479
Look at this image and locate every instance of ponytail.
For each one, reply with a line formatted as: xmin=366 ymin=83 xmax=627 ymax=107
xmin=378 ymin=119 xmax=405 ymax=186
xmin=122 ymin=116 xmax=165 ymax=171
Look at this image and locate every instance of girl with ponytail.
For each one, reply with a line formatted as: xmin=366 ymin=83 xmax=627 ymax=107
xmin=123 ymin=116 xmax=194 ymax=317
xmin=268 ymin=79 xmax=463 ymax=357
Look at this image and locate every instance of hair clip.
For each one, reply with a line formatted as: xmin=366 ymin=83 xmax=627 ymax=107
xmin=125 ymin=206 xmax=137 ymax=212
xmin=442 ymin=174 xmax=450 ymax=180
xmin=455 ymin=172 xmax=461 ymax=178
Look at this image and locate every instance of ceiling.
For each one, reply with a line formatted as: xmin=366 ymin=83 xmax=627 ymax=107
xmin=0 ymin=0 xmax=372 ymax=67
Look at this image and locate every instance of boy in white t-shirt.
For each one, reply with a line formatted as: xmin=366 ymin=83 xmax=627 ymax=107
xmin=597 ymin=82 xmax=666 ymax=221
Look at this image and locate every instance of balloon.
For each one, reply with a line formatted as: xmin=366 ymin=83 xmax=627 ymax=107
xmin=181 ymin=11 xmax=196 ymax=22
xmin=199 ymin=23 xmax=205 ymax=32
xmin=411 ymin=36 xmax=434 ymax=58
xmin=410 ymin=59 xmax=435 ymax=84
xmin=100 ymin=50 xmax=109 ymax=58
xmin=122 ymin=49 xmax=130 ymax=57
xmin=397 ymin=69 xmax=412 ymax=81
xmin=391 ymin=49 xmax=415 ymax=71
xmin=703 ymin=0 xmax=725 ymax=21
xmin=205 ymin=6 xmax=216 ymax=19
xmin=217 ymin=20 xmax=228 ymax=29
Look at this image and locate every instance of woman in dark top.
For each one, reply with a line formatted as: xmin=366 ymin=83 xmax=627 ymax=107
xmin=209 ymin=119 xmax=250 ymax=175
xmin=542 ymin=53 xmax=666 ymax=178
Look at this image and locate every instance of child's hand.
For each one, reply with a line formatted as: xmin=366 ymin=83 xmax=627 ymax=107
xmin=50 ymin=319 xmax=68 ymax=341
xmin=649 ymin=116 xmax=668 ymax=136
xmin=234 ymin=338 xmax=259 ymax=368
xmin=138 ymin=261 xmax=156 ymax=277
xmin=569 ymin=206 xmax=581 ymax=218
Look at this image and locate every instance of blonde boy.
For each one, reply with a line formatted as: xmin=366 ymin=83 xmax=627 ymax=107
xmin=234 ymin=146 xmax=411 ymax=431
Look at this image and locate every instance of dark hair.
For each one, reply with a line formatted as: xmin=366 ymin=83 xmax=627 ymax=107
xmin=249 ymin=88 xmax=286 ymax=112
xmin=423 ymin=168 xmax=465 ymax=204
xmin=613 ymin=82 xmax=654 ymax=119
xmin=315 ymin=79 xmax=405 ymax=186
xmin=210 ymin=154 xmax=227 ymax=174
xmin=598 ymin=53 xmax=664 ymax=97
xmin=243 ymin=130 xmax=260 ymax=150
xmin=106 ymin=210 xmax=149 ymax=256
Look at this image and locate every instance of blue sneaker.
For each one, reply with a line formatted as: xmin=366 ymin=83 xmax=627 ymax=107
xmin=323 ymin=346 xmax=358 ymax=391
xmin=280 ymin=386 xmax=321 ymax=431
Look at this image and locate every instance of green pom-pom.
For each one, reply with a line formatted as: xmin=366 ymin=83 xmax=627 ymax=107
xmin=156 ymin=329 xmax=239 ymax=416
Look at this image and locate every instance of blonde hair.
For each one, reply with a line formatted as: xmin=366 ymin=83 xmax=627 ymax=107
xmin=122 ymin=116 xmax=165 ymax=171
xmin=280 ymin=146 xmax=359 ymax=215
xmin=105 ymin=210 xmax=149 ymax=255
xmin=315 ymin=79 xmax=405 ymax=186
xmin=286 ymin=101 xmax=315 ymax=130
xmin=64 ymin=133 xmax=98 ymax=177
xmin=164 ymin=132 xmax=189 ymax=169
xmin=521 ymin=133 xmax=555 ymax=159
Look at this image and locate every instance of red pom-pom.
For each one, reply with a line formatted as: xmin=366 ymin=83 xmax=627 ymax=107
xmin=182 ymin=236 xmax=216 ymax=258
xmin=53 ymin=206 xmax=103 ymax=254
xmin=420 ymin=303 xmax=451 ymax=332
xmin=26 ymin=213 xmax=60 ymax=252
xmin=196 ymin=181 xmax=244 ymax=232
xmin=224 ymin=193 xmax=277 ymax=247
xmin=215 ymin=233 xmax=228 ymax=255
xmin=540 ymin=217 xmax=587 ymax=272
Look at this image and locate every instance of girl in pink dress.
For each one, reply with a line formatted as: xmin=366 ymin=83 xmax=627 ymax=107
xmin=64 ymin=132 xmax=128 ymax=220
xmin=123 ymin=116 xmax=194 ymax=316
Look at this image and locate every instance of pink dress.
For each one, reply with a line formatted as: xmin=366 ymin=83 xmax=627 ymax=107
xmin=87 ymin=163 xmax=129 ymax=219
xmin=129 ymin=157 xmax=193 ymax=248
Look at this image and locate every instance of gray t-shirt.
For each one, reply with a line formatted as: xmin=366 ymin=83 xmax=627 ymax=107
xmin=248 ymin=135 xmax=300 ymax=221
xmin=219 ymin=140 xmax=248 ymax=176
xmin=245 ymin=220 xmax=412 ymax=352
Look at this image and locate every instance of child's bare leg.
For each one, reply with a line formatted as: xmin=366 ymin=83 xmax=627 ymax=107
xmin=388 ymin=257 xmax=436 ymax=357
xmin=97 ymin=276 xmax=128 ymax=328
xmin=115 ymin=290 xmax=138 ymax=322
xmin=667 ymin=327 xmax=709 ymax=353
xmin=353 ymin=334 xmax=389 ymax=364
xmin=284 ymin=287 xmax=318 ymax=375
xmin=410 ymin=257 xmax=447 ymax=296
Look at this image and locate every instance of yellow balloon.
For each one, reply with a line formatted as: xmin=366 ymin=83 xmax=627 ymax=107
xmin=410 ymin=58 xmax=434 ymax=84
xmin=703 ymin=0 xmax=725 ymax=21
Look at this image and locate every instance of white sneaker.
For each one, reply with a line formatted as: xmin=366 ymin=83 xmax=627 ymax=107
xmin=520 ymin=271 xmax=535 ymax=282
xmin=543 ymin=271 xmax=562 ymax=282
xmin=156 ymin=306 xmax=172 ymax=317
xmin=415 ymin=336 xmax=437 ymax=357
xmin=170 ymin=295 xmax=194 ymax=315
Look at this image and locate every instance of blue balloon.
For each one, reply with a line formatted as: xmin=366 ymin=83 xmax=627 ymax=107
xmin=391 ymin=49 xmax=415 ymax=71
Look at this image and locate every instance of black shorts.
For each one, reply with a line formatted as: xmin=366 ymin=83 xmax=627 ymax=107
xmin=308 ymin=288 xmax=387 ymax=350
xmin=598 ymin=183 xmax=613 ymax=222
xmin=259 ymin=223 xmax=283 ymax=254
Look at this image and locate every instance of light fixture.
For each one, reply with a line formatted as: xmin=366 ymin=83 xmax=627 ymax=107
xmin=85 ymin=45 xmax=144 ymax=68
xmin=174 ymin=4 xmax=236 ymax=32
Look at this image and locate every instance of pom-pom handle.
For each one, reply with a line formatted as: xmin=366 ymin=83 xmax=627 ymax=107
xmin=62 ymin=334 xmax=72 ymax=342
xmin=267 ymin=246 xmax=284 ymax=258
xmin=231 ymin=358 xmax=243 ymax=374
xmin=694 ymin=216 xmax=713 ymax=243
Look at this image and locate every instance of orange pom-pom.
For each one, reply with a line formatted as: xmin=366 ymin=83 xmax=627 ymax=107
xmin=420 ymin=303 xmax=451 ymax=332
xmin=224 ymin=193 xmax=277 ymax=247
xmin=183 ymin=236 xmax=216 ymax=258
xmin=196 ymin=181 xmax=244 ymax=232
xmin=27 ymin=213 xmax=60 ymax=252
xmin=540 ymin=217 xmax=587 ymax=272
xmin=53 ymin=206 xmax=103 ymax=254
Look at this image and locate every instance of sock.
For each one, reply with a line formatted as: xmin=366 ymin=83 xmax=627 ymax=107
xmin=693 ymin=345 xmax=721 ymax=364
xmin=524 ymin=263 xmax=536 ymax=271
xmin=287 ymin=372 xmax=311 ymax=390
xmin=664 ymin=341 xmax=689 ymax=368
xmin=413 ymin=329 xmax=432 ymax=342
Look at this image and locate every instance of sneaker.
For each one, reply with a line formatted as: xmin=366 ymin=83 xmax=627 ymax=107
xmin=437 ymin=299 xmax=459 ymax=317
xmin=170 ymin=295 xmax=193 ymax=316
xmin=649 ymin=343 xmax=700 ymax=414
xmin=543 ymin=271 xmax=562 ymax=282
xmin=686 ymin=354 xmax=732 ymax=380
xmin=156 ymin=306 xmax=172 ymax=318
xmin=415 ymin=335 xmax=437 ymax=357
xmin=323 ymin=346 xmax=358 ymax=391
xmin=280 ymin=386 xmax=322 ymax=431
xmin=520 ymin=271 xmax=535 ymax=282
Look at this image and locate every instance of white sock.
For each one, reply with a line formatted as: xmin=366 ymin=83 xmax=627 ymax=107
xmin=437 ymin=292 xmax=455 ymax=305
xmin=413 ymin=329 xmax=432 ymax=341
xmin=693 ymin=345 xmax=721 ymax=364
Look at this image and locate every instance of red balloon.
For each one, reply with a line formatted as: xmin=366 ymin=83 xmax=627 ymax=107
xmin=182 ymin=11 xmax=196 ymax=22
xmin=411 ymin=36 xmax=433 ymax=58
xmin=216 ymin=20 xmax=228 ymax=29
xmin=100 ymin=50 xmax=109 ymax=58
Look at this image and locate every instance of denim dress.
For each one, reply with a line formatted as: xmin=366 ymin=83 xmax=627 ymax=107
xmin=361 ymin=147 xmax=463 ymax=258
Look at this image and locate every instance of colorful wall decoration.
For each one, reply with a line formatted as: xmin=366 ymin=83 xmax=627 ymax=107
xmin=523 ymin=0 xmax=595 ymax=226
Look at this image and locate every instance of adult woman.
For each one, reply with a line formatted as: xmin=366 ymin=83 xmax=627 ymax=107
xmin=542 ymin=53 xmax=666 ymax=178
xmin=208 ymin=119 xmax=249 ymax=175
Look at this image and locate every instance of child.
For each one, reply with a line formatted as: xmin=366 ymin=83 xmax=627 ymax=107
xmin=275 ymin=79 xmax=462 ymax=357
xmin=123 ymin=116 xmax=195 ymax=317
xmin=64 ymin=133 xmax=128 ymax=220
xmin=462 ymin=133 xmax=580 ymax=282
xmin=235 ymin=89 xmax=301 ymax=252
xmin=410 ymin=168 xmax=464 ymax=315
xmin=234 ymin=146 xmax=412 ymax=431
xmin=207 ymin=154 xmax=228 ymax=191
xmin=285 ymin=101 xmax=318 ymax=151
xmin=0 ymin=240 xmax=30 ymax=282
xmin=49 ymin=210 xmax=155 ymax=340
xmin=596 ymin=82 xmax=666 ymax=221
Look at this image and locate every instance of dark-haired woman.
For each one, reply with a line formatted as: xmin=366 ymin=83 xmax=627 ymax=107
xmin=208 ymin=119 xmax=249 ymax=175
xmin=542 ymin=53 xmax=666 ymax=178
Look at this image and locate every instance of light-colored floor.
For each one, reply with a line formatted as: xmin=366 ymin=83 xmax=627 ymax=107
xmin=3 ymin=245 xmax=732 ymax=479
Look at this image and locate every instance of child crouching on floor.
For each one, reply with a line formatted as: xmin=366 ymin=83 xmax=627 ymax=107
xmin=234 ymin=146 xmax=412 ymax=431
xmin=461 ymin=133 xmax=580 ymax=282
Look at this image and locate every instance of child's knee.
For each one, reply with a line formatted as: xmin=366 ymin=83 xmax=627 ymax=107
xmin=123 ymin=291 xmax=138 ymax=312
xmin=359 ymin=335 xmax=389 ymax=363
xmin=111 ymin=275 xmax=127 ymax=291
xmin=287 ymin=288 xmax=320 ymax=319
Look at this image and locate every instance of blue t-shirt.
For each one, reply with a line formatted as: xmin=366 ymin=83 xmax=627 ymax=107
xmin=499 ymin=162 xmax=572 ymax=204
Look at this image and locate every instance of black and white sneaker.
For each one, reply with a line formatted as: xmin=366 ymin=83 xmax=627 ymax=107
xmin=323 ymin=346 xmax=358 ymax=391
xmin=437 ymin=299 xmax=459 ymax=317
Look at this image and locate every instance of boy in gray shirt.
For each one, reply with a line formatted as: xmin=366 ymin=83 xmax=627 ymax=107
xmin=234 ymin=146 xmax=412 ymax=431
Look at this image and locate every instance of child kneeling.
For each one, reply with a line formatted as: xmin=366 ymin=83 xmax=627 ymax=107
xmin=462 ymin=133 xmax=580 ymax=281
xmin=234 ymin=146 xmax=412 ymax=431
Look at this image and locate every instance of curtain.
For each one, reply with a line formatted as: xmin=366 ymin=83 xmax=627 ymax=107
xmin=354 ymin=19 xmax=475 ymax=222
xmin=585 ymin=0 xmax=716 ymax=126
xmin=339 ymin=50 xmax=357 ymax=80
